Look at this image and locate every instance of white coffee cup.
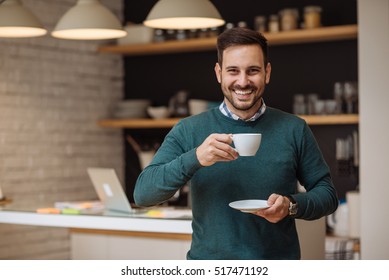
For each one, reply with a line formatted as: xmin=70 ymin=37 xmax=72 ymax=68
xmin=232 ymin=133 xmax=262 ymax=156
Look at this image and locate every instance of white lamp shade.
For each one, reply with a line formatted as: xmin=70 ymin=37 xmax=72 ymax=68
xmin=52 ymin=0 xmax=126 ymax=40
xmin=0 ymin=0 xmax=47 ymax=38
xmin=144 ymin=0 xmax=225 ymax=30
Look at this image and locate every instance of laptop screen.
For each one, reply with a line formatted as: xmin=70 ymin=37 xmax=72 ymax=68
xmin=87 ymin=168 xmax=134 ymax=214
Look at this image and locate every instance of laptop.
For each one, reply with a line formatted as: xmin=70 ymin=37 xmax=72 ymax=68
xmin=87 ymin=167 xmax=143 ymax=214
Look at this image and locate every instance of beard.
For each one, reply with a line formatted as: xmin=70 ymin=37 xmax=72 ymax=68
xmin=223 ymin=85 xmax=263 ymax=111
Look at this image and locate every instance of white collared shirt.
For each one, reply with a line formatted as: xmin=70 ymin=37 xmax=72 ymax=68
xmin=219 ymin=99 xmax=266 ymax=121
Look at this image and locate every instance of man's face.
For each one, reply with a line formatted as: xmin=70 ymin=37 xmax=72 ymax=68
xmin=215 ymin=44 xmax=271 ymax=120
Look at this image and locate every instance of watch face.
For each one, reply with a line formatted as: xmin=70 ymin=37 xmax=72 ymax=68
xmin=289 ymin=202 xmax=298 ymax=216
xmin=287 ymin=195 xmax=297 ymax=216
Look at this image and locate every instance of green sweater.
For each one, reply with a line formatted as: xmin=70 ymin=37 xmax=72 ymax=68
xmin=134 ymin=107 xmax=338 ymax=259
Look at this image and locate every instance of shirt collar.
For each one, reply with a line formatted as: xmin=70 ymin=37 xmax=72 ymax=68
xmin=219 ymin=99 xmax=266 ymax=122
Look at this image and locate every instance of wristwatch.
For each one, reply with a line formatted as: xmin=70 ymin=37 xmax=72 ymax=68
xmin=286 ymin=195 xmax=298 ymax=216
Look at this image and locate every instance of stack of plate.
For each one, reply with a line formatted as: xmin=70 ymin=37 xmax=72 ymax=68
xmin=113 ymin=99 xmax=151 ymax=119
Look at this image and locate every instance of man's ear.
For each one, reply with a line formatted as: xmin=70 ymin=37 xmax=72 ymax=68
xmin=214 ymin=63 xmax=222 ymax=83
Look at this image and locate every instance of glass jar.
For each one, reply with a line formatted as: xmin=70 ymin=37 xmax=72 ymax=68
xmin=279 ymin=8 xmax=299 ymax=31
xmin=307 ymin=93 xmax=319 ymax=115
xmin=268 ymin=14 xmax=280 ymax=33
xmin=188 ymin=29 xmax=198 ymax=39
xmin=198 ymin=28 xmax=209 ymax=38
xmin=224 ymin=22 xmax=235 ymax=31
xmin=254 ymin=15 xmax=267 ymax=33
xmin=165 ymin=29 xmax=176 ymax=40
xmin=176 ymin=30 xmax=187 ymax=41
xmin=171 ymin=90 xmax=190 ymax=117
xmin=208 ymin=27 xmax=220 ymax=37
xmin=153 ymin=29 xmax=165 ymax=42
xmin=333 ymin=81 xmax=344 ymax=114
xmin=293 ymin=94 xmax=306 ymax=115
xmin=304 ymin=6 xmax=322 ymax=29
xmin=237 ymin=21 xmax=248 ymax=28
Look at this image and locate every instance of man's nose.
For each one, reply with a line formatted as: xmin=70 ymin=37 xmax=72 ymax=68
xmin=237 ymin=73 xmax=250 ymax=86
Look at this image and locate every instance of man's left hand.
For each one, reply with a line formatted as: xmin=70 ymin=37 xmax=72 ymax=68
xmin=253 ymin=193 xmax=290 ymax=223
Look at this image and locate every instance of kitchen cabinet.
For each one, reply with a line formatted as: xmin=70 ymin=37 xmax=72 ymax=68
xmin=70 ymin=219 xmax=325 ymax=260
xmin=70 ymin=229 xmax=191 ymax=260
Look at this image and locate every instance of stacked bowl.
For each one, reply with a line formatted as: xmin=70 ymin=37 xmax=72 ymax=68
xmin=113 ymin=99 xmax=151 ymax=119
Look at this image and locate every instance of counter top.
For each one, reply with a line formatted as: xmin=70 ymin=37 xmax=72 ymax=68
xmin=0 ymin=207 xmax=192 ymax=234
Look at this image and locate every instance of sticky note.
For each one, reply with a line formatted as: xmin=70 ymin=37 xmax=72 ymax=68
xmin=61 ymin=208 xmax=81 ymax=215
xmin=36 ymin=208 xmax=61 ymax=214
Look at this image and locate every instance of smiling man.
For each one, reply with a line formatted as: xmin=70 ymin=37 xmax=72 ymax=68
xmin=134 ymin=27 xmax=338 ymax=259
xmin=215 ymin=42 xmax=271 ymax=120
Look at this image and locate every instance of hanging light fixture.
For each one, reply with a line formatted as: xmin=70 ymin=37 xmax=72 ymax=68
xmin=52 ymin=0 xmax=126 ymax=40
xmin=0 ymin=0 xmax=47 ymax=38
xmin=144 ymin=0 xmax=225 ymax=30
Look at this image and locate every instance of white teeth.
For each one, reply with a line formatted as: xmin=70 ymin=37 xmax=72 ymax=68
xmin=235 ymin=90 xmax=251 ymax=95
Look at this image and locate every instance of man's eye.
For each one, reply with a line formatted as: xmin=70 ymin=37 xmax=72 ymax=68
xmin=248 ymin=69 xmax=260 ymax=75
xmin=227 ymin=69 xmax=238 ymax=74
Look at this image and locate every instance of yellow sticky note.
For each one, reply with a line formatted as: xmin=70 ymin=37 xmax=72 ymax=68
xmin=146 ymin=210 xmax=164 ymax=218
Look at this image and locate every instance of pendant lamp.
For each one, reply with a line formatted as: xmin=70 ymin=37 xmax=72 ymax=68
xmin=144 ymin=0 xmax=225 ymax=30
xmin=0 ymin=0 xmax=47 ymax=38
xmin=52 ymin=0 xmax=126 ymax=40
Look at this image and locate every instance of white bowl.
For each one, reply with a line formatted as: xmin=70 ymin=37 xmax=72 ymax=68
xmin=147 ymin=106 xmax=170 ymax=119
xmin=114 ymin=99 xmax=151 ymax=118
xmin=189 ymin=99 xmax=209 ymax=115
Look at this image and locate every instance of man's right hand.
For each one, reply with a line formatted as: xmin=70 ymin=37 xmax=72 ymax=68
xmin=196 ymin=133 xmax=239 ymax=166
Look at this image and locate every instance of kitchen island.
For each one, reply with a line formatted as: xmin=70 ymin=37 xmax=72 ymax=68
xmin=0 ymin=206 xmax=192 ymax=259
xmin=0 ymin=206 xmax=325 ymax=259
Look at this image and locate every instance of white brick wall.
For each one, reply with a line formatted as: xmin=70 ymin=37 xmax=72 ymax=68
xmin=0 ymin=0 xmax=124 ymax=259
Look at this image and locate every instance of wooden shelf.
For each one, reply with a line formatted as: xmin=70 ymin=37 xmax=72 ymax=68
xmin=98 ymin=118 xmax=181 ymax=129
xmin=265 ymin=24 xmax=357 ymax=45
xmin=98 ymin=24 xmax=358 ymax=56
xmin=98 ymin=114 xmax=358 ymax=129
xmin=299 ymin=114 xmax=359 ymax=125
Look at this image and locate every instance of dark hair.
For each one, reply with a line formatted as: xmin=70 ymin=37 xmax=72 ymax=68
xmin=216 ymin=27 xmax=269 ymax=66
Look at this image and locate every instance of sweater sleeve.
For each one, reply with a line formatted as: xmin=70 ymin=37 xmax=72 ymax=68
xmin=294 ymin=123 xmax=339 ymax=220
xmin=133 ymin=121 xmax=203 ymax=207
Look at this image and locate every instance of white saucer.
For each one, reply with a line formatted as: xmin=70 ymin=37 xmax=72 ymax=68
xmin=229 ymin=199 xmax=269 ymax=213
